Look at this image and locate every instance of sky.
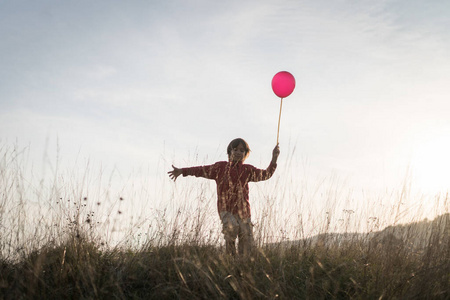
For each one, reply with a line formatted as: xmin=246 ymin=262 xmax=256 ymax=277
xmin=1 ymin=0 xmax=450 ymax=232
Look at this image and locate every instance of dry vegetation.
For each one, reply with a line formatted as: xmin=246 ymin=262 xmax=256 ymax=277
xmin=0 ymin=145 xmax=449 ymax=299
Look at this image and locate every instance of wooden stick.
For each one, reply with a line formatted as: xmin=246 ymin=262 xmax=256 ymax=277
xmin=276 ymin=98 xmax=283 ymax=144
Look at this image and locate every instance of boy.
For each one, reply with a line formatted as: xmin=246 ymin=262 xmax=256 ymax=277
xmin=168 ymin=138 xmax=280 ymax=256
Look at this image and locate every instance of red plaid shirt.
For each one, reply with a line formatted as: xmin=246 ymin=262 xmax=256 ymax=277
xmin=182 ymin=161 xmax=277 ymax=219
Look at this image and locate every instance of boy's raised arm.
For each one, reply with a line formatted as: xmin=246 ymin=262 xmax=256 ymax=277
xmin=272 ymin=144 xmax=280 ymax=164
xmin=249 ymin=144 xmax=280 ymax=182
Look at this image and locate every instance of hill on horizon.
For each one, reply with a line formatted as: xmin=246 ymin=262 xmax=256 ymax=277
xmin=271 ymin=213 xmax=449 ymax=253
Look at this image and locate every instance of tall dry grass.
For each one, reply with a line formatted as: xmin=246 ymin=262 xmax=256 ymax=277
xmin=0 ymin=144 xmax=449 ymax=299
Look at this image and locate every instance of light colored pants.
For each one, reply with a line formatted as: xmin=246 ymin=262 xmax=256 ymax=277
xmin=220 ymin=211 xmax=253 ymax=256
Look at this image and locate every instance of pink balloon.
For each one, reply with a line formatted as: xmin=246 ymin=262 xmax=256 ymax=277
xmin=271 ymin=71 xmax=296 ymax=98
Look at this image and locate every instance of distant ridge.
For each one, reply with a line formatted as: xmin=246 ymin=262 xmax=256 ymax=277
xmin=268 ymin=213 xmax=450 ymax=252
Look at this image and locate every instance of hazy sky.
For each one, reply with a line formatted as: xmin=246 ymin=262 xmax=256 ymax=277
xmin=1 ymin=0 xmax=450 ymax=205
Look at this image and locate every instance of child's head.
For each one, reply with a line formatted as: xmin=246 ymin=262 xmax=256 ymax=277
xmin=227 ymin=138 xmax=250 ymax=162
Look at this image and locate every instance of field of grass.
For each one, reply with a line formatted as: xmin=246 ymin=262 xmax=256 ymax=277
xmin=0 ymin=214 xmax=448 ymax=299
xmin=0 ymin=145 xmax=449 ymax=299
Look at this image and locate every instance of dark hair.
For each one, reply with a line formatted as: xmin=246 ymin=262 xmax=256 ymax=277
xmin=227 ymin=138 xmax=251 ymax=159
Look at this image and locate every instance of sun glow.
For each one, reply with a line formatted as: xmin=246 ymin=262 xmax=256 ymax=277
xmin=411 ymin=135 xmax=450 ymax=195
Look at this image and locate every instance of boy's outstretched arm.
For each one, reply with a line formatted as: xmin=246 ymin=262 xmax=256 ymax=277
xmin=168 ymin=165 xmax=182 ymax=181
xmin=271 ymin=144 xmax=280 ymax=164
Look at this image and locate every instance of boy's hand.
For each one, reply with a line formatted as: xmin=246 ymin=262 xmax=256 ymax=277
xmin=168 ymin=165 xmax=182 ymax=181
xmin=272 ymin=144 xmax=280 ymax=164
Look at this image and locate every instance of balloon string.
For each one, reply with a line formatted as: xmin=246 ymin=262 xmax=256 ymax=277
xmin=276 ymin=98 xmax=283 ymax=144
